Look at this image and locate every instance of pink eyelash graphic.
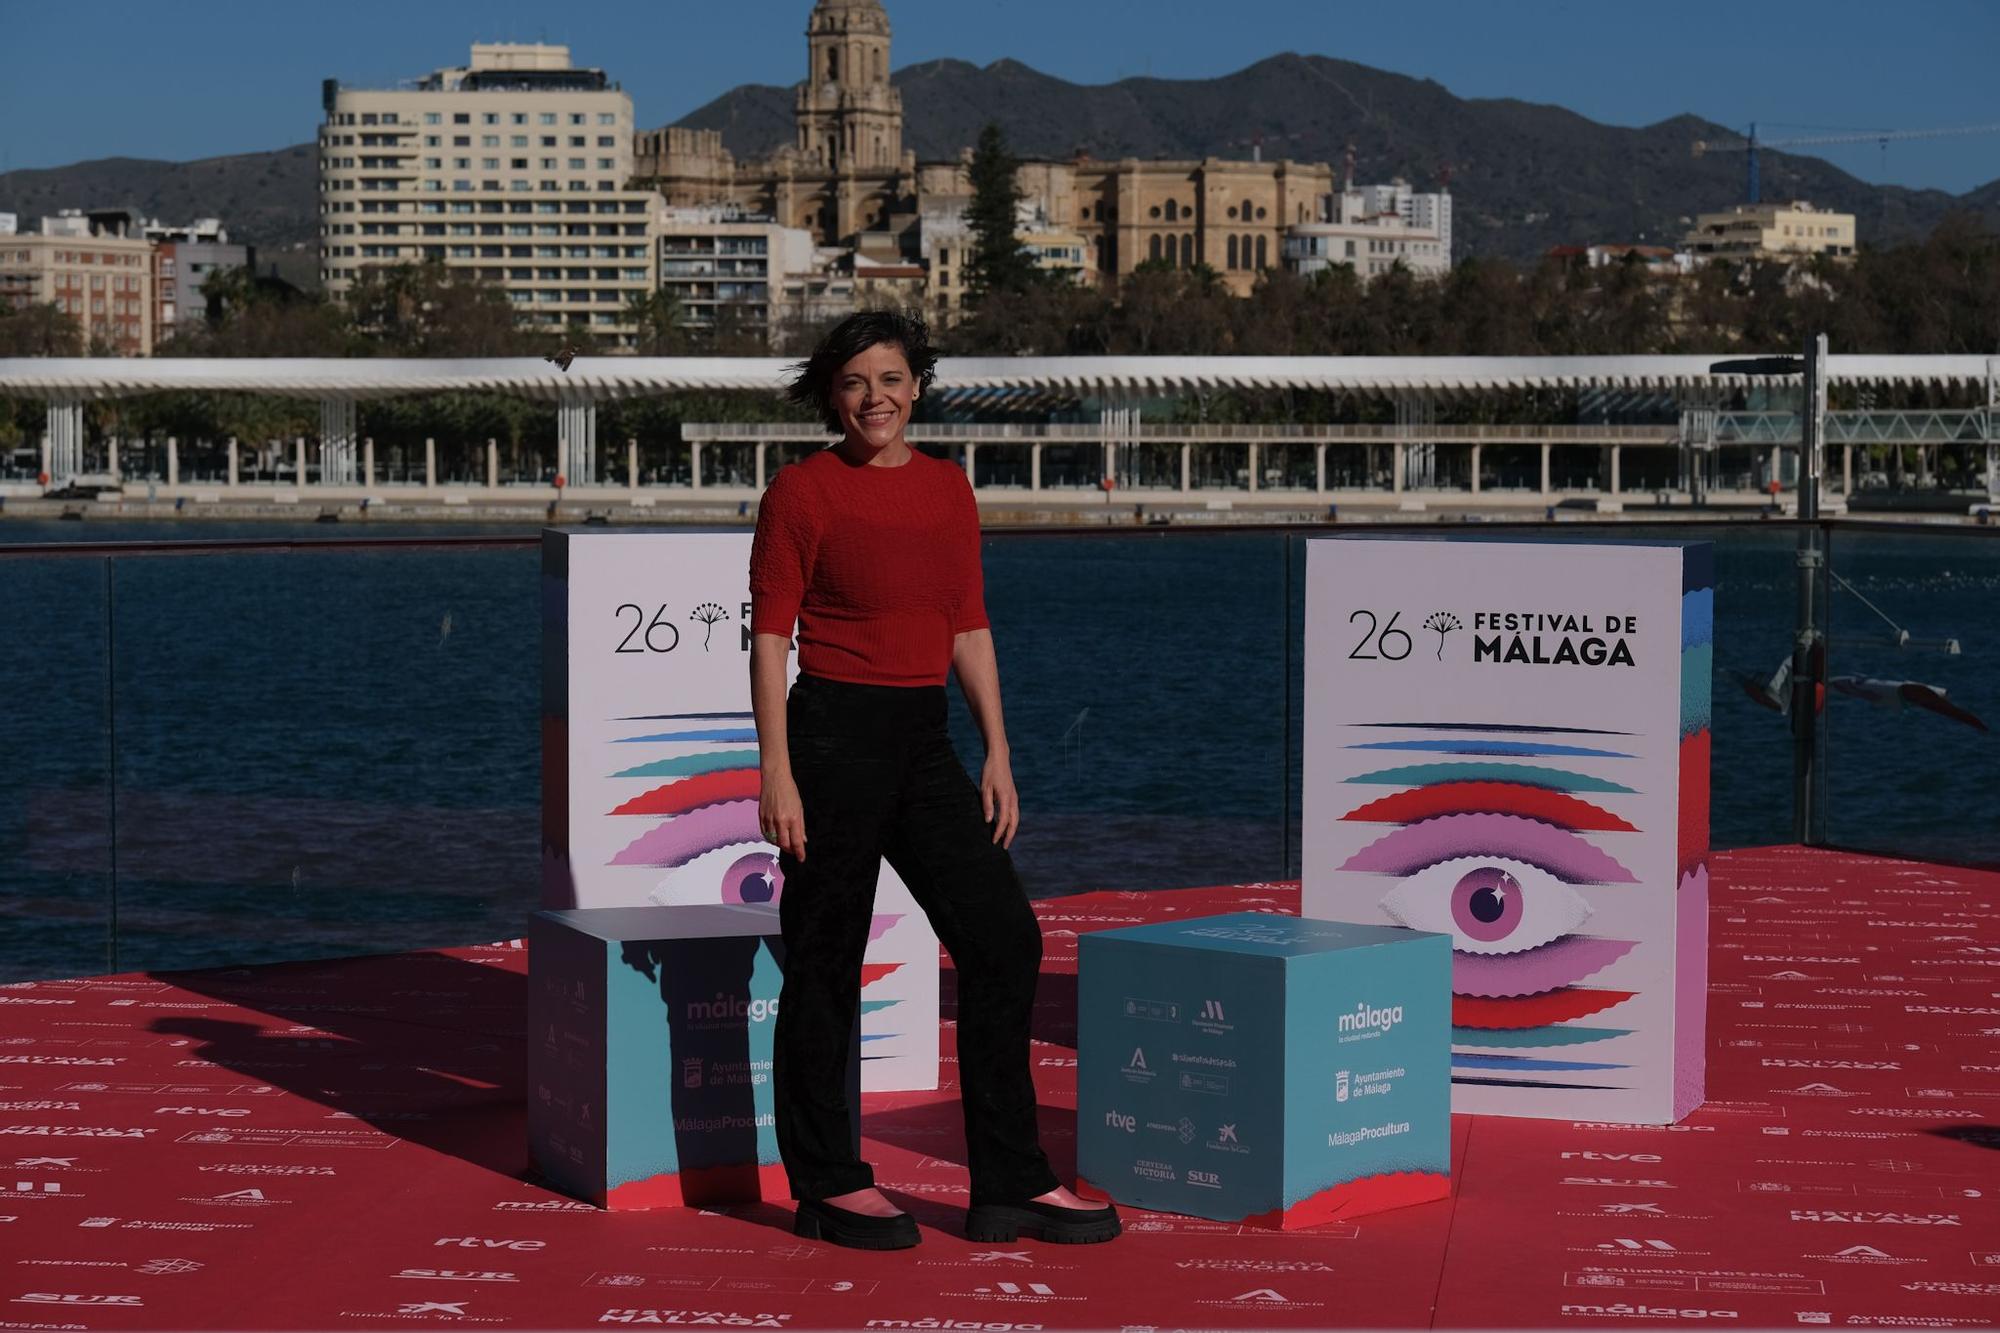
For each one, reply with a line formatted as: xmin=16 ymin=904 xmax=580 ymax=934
xmin=1452 ymin=936 xmax=1639 ymax=997
xmin=1340 ymin=812 xmax=1637 ymax=885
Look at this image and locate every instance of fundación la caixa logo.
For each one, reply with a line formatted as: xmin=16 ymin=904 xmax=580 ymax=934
xmin=1345 ymin=607 xmax=1640 ymax=668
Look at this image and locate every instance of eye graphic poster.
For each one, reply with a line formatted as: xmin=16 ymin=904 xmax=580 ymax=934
xmin=541 ymin=530 xmax=939 ymax=1094
xmin=1301 ymin=538 xmax=1709 ymax=1124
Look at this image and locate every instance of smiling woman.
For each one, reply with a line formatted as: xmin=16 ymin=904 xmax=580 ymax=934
xmin=742 ymin=309 xmax=1121 ymax=1252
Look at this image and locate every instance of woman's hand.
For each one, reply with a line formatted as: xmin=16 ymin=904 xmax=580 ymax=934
xmin=761 ymin=769 xmax=807 ymax=862
xmin=981 ymin=750 xmax=1020 ymax=848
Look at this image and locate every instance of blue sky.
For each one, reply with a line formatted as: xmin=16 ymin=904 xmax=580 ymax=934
xmin=3 ymin=0 xmax=1997 ymax=194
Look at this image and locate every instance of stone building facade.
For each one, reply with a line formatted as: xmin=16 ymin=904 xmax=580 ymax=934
xmin=636 ymin=0 xmax=1338 ymax=300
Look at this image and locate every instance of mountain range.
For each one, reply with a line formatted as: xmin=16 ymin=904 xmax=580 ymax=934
xmin=5 ymin=52 xmax=1994 ymax=286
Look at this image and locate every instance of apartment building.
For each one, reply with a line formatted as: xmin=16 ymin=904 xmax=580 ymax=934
xmin=146 ymin=218 xmax=250 ymax=344
xmin=1683 ymin=200 xmax=1856 ymax=262
xmin=1283 ymin=180 xmax=1451 ymax=282
xmin=318 ymin=43 xmax=661 ymax=346
xmin=0 ymin=209 xmax=155 ymax=354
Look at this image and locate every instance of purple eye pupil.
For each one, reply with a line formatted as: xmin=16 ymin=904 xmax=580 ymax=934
xmin=1450 ymin=866 xmax=1525 ymax=944
xmin=1467 ymin=882 xmax=1509 ymax=923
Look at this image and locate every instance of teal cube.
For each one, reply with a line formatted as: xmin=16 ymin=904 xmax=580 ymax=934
xmin=527 ymin=904 xmax=857 ymax=1210
xmin=1077 ymin=912 xmax=1451 ymax=1228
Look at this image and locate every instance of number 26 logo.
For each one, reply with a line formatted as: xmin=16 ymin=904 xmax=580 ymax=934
xmin=1348 ymin=609 xmax=1413 ymax=661
xmin=614 ymin=603 xmax=680 ymax=653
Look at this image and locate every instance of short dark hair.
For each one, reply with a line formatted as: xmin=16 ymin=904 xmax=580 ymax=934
xmin=784 ymin=309 xmax=938 ymax=434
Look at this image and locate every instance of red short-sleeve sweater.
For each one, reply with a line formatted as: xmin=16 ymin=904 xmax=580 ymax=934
xmin=748 ymin=447 xmax=988 ymax=687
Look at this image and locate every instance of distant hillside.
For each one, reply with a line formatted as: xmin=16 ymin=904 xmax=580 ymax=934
xmin=0 ymin=143 xmax=320 ymax=282
xmin=5 ymin=55 xmax=1996 ymax=274
xmin=675 ymin=53 xmax=1999 ymax=258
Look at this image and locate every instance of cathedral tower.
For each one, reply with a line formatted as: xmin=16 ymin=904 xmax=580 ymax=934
xmin=795 ymin=0 xmax=903 ymax=172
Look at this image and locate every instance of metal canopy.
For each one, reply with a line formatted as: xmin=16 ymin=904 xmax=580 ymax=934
xmin=0 ymin=353 xmax=1991 ymax=403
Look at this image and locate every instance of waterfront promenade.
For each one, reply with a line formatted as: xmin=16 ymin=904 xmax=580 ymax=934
xmin=5 ymin=354 xmax=1996 ymax=523
xmin=1 ymin=846 xmax=1995 ymax=1328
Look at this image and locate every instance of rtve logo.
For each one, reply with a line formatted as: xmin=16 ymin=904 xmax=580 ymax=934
xmin=1560 ymin=1152 xmax=1663 ymax=1163
xmin=433 ymin=1237 xmax=547 ymax=1251
xmin=1102 ymin=1111 xmax=1136 ymax=1134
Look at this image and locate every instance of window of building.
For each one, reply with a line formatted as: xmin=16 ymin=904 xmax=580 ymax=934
xmin=1256 ymin=206 xmax=1268 ymax=220
xmin=1226 ymin=234 xmax=1238 ymax=269
xmin=483 ymin=112 xmax=499 ymax=125
xmin=569 ymin=135 xmax=585 ymax=147
xmin=482 ymin=158 xmax=500 ymax=170
xmin=540 ymin=112 xmax=556 ymax=126
xmin=598 ymin=112 xmax=616 ymax=126
xmin=1255 ymin=234 xmax=1268 ymax=268
xmin=480 ymin=135 xmax=498 ymax=148
xmin=1344 ymin=239 xmax=1356 ymax=258
xmin=361 ymin=112 xmax=379 ymax=125
xmin=509 ymin=180 xmax=532 ymax=193
xmin=1180 ymin=233 xmax=1194 ymax=266
xmin=453 ymin=113 xmax=470 ymax=124
xmin=511 ymin=135 xmax=528 ymax=147
xmin=424 ymin=112 xmax=441 ymax=125
xmin=453 ymin=180 xmax=473 ymax=192
xmin=453 ymin=135 xmax=470 ymax=147
xmin=1148 ymin=234 xmax=1162 ymax=262
xmin=568 ymin=158 xmax=585 ymax=170
xmin=597 ymin=135 xmax=615 ymax=148
xmin=453 ymin=157 xmax=470 ymax=169
xmin=570 ymin=112 xmax=586 ymax=125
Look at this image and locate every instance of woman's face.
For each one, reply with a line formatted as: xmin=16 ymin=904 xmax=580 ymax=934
xmin=832 ymin=341 xmax=918 ymax=450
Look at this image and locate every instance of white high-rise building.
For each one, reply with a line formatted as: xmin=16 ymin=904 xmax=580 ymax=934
xmin=318 ymin=43 xmax=660 ymax=346
xmin=1283 ymin=178 xmax=1452 ymax=283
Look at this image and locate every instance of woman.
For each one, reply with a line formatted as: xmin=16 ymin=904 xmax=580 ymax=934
xmin=748 ymin=310 xmax=1120 ymax=1252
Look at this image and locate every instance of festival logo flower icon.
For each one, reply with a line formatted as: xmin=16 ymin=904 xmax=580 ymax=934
xmin=1424 ymin=612 xmax=1462 ymax=660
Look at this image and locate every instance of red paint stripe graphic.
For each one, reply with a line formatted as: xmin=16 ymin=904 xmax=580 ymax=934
xmin=1342 ymin=781 xmax=1636 ymax=831
xmin=611 ymin=768 xmax=761 ymax=816
xmin=1451 ymin=988 xmax=1636 ymax=1029
xmin=860 ymin=962 xmax=903 ymax=988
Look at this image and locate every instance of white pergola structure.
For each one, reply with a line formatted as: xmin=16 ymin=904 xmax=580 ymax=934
xmin=3 ymin=354 xmax=1994 ymax=503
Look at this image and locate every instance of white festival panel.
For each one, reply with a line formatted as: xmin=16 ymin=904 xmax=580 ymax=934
xmin=541 ymin=530 xmax=940 ymax=1093
xmin=1301 ymin=537 xmax=1710 ymax=1123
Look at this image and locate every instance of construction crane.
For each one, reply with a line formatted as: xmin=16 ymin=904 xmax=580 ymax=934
xmin=1692 ymin=120 xmax=2000 ymax=204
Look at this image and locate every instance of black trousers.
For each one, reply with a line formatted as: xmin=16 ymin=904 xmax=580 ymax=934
xmin=773 ymin=672 xmax=1059 ymax=1204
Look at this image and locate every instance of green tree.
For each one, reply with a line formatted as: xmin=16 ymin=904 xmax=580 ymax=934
xmin=0 ymin=303 xmax=84 ymax=356
xmin=157 ymin=265 xmax=354 ymax=358
xmin=344 ymin=263 xmax=549 ymax=357
xmin=964 ymin=122 xmax=1037 ymax=302
xmin=625 ymin=289 xmax=691 ymax=356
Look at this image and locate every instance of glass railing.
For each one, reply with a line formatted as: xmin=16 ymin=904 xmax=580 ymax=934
xmin=1821 ymin=523 xmax=2000 ymax=868
xmin=3 ymin=518 xmax=1994 ymax=983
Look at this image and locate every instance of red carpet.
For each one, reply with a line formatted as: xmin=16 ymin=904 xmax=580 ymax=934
xmin=1 ymin=847 xmax=1996 ymax=1329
